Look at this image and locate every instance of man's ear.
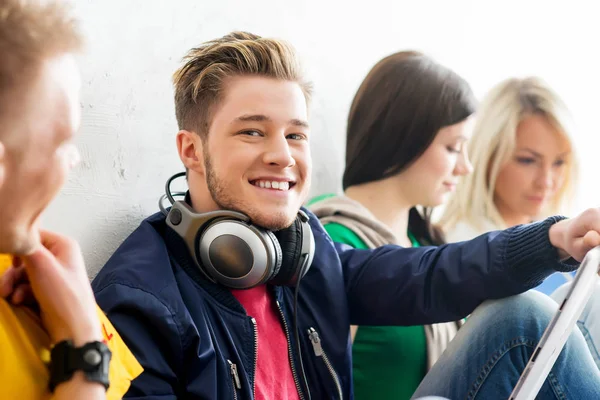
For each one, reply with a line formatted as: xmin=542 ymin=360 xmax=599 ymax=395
xmin=176 ymin=130 xmax=204 ymax=173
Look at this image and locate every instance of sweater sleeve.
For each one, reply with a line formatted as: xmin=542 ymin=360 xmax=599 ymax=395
xmin=340 ymin=216 xmax=578 ymax=326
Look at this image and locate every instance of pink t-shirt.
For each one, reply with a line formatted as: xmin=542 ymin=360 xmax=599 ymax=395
xmin=231 ymin=285 xmax=300 ymax=400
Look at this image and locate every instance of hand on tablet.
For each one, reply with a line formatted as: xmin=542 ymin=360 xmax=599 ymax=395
xmin=549 ymin=208 xmax=600 ymax=262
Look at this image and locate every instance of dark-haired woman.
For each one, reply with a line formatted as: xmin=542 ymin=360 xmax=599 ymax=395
xmin=308 ymin=50 xmax=476 ymax=399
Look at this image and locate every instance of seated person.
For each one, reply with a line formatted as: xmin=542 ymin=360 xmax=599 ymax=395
xmin=307 ymin=50 xmax=475 ymax=399
xmin=0 ymin=0 xmax=142 ymax=398
xmin=92 ymin=31 xmax=600 ymax=399
xmin=440 ymin=76 xmax=578 ymax=295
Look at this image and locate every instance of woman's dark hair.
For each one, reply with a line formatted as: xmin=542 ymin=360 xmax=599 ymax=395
xmin=343 ymin=51 xmax=476 ymax=245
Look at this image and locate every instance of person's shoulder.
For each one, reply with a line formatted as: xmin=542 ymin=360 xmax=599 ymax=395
xmin=303 ymin=206 xmax=357 ymax=253
xmin=322 ymin=222 xmax=367 ymax=249
xmin=92 ymin=212 xmax=174 ymax=295
xmin=303 ymin=206 xmax=327 ymax=234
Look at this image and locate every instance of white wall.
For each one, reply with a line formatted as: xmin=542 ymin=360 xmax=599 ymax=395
xmin=43 ymin=0 xmax=600 ymax=277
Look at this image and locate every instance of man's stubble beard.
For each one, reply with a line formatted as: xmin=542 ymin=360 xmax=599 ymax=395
xmin=203 ymin=151 xmax=295 ymax=231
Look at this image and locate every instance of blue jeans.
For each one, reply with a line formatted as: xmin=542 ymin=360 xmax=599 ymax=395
xmin=551 ymin=280 xmax=600 ymax=370
xmin=411 ymin=291 xmax=600 ymax=399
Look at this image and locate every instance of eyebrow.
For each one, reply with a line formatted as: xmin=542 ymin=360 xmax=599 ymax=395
xmin=233 ymin=114 xmax=309 ymax=128
xmin=517 ymin=148 xmax=571 ymax=158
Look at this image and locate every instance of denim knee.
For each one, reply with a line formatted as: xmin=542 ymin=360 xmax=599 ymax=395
xmin=471 ymin=290 xmax=557 ymax=335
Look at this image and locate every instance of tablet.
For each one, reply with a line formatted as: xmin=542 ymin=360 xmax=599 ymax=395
xmin=509 ymin=246 xmax=600 ymax=400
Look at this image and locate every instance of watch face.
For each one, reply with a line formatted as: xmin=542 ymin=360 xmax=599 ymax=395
xmin=83 ymin=348 xmax=102 ymax=366
xmin=49 ymin=341 xmax=111 ymax=393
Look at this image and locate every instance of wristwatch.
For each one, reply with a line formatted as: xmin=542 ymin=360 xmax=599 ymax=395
xmin=48 ymin=340 xmax=112 ymax=392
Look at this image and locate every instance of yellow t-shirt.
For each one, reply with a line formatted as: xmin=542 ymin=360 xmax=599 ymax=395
xmin=0 ymin=254 xmax=143 ymax=399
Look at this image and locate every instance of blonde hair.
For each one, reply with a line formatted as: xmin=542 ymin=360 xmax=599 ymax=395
xmin=439 ymin=76 xmax=578 ymax=232
xmin=172 ymin=31 xmax=312 ymax=138
xmin=0 ymin=0 xmax=83 ymax=105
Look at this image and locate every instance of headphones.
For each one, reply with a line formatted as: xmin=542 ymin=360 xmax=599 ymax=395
xmin=160 ymin=173 xmax=315 ymax=289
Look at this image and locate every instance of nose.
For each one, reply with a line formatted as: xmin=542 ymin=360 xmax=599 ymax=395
xmin=453 ymin=149 xmax=473 ymax=176
xmin=535 ymin=165 xmax=555 ymax=190
xmin=262 ymin=134 xmax=295 ymax=168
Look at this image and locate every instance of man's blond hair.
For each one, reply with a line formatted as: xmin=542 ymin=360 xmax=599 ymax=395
xmin=0 ymin=0 xmax=83 ymax=104
xmin=173 ymin=31 xmax=312 ymax=138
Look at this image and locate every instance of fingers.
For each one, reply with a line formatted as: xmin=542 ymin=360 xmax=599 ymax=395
xmin=37 ymin=229 xmax=71 ymax=252
xmin=12 ymin=256 xmax=23 ymax=268
xmin=583 ymin=230 xmax=600 ymax=250
xmin=0 ymin=265 xmax=27 ymax=298
xmin=581 ymin=208 xmax=600 ymax=235
xmin=37 ymin=229 xmax=80 ymax=262
xmin=23 ymin=245 xmax=61 ymax=285
xmin=10 ymin=283 xmax=34 ymax=306
xmin=0 ymin=271 xmax=11 ymax=298
xmin=569 ymin=231 xmax=600 ymax=262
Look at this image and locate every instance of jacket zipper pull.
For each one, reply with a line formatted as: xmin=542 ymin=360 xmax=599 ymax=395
xmin=308 ymin=327 xmax=323 ymax=356
xmin=228 ymin=360 xmax=242 ymax=389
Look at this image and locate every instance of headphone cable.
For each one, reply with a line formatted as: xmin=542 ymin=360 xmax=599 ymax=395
xmin=159 ymin=171 xmax=188 ymax=215
xmin=165 ymin=171 xmax=187 ymax=205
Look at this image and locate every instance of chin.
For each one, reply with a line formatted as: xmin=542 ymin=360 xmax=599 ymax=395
xmin=423 ymin=196 xmax=445 ymax=208
xmin=246 ymin=209 xmax=297 ymax=231
xmin=429 ymin=200 xmax=445 ymax=208
xmin=527 ymin=208 xmax=545 ymax=220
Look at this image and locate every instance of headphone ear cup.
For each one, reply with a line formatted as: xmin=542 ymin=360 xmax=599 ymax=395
xmin=198 ymin=220 xmax=280 ymax=289
xmin=264 ymin=229 xmax=283 ymax=280
xmin=270 ymin=217 xmax=303 ymax=286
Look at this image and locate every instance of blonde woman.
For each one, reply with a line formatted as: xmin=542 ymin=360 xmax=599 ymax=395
xmin=439 ymin=76 xmax=578 ymax=295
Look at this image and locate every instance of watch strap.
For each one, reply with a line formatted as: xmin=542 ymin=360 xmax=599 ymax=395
xmin=49 ymin=340 xmax=111 ymax=392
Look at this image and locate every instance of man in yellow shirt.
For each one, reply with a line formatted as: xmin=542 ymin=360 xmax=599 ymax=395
xmin=0 ymin=0 xmax=142 ymax=398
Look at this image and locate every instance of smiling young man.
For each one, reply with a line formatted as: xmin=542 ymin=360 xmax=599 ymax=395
xmin=93 ymin=31 xmax=600 ymax=399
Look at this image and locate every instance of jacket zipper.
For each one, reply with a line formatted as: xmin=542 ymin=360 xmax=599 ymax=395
xmin=250 ymin=317 xmax=258 ymax=400
xmin=276 ymin=301 xmax=306 ymax=400
xmin=227 ymin=359 xmax=241 ymax=400
xmin=308 ymin=327 xmax=343 ymax=400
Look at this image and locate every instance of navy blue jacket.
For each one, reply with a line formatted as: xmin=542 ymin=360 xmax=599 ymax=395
xmin=92 ymin=209 xmax=575 ymax=399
